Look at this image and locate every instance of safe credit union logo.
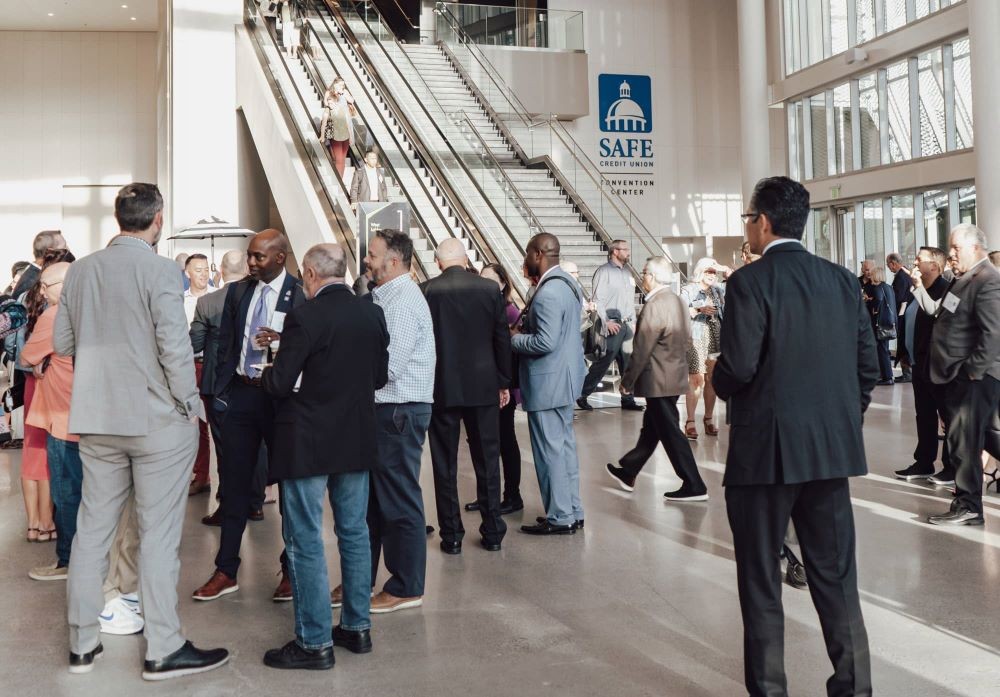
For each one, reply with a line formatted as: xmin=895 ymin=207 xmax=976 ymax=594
xmin=599 ymin=74 xmax=652 ymax=133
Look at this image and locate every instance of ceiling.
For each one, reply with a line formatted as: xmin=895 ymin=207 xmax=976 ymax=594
xmin=0 ymin=0 xmax=158 ymax=31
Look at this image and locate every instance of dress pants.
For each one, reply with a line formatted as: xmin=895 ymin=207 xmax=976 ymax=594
xmin=216 ymin=380 xmax=276 ymax=578
xmin=725 ymin=479 xmax=871 ymax=697
xmin=527 ymin=405 xmax=583 ymax=527
xmin=429 ymin=404 xmax=507 ymax=545
xmin=282 ymin=471 xmax=371 ymax=649
xmin=582 ymin=323 xmax=637 ymax=405
xmin=368 ymin=403 xmax=431 ymax=598
xmin=941 ymin=373 xmax=1000 ymax=516
xmin=498 ymin=399 xmax=521 ymax=504
xmin=618 ymin=396 xmax=705 ymax=492
xmin=875 ymin=339 xmax=892 ymax=381
xmin=192 ymin=362 xmax=210 ymax=483
xmin=911 ymin=368 xmax=951 ymax=470
xmin=68 ymin=419 xmax=198 ymax=661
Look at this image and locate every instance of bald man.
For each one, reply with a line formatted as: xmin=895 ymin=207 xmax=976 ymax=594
xmin=193 ymin=229 xmax=306 ymax=602
xmin=423 ymin=238 xmax=511 ymax=553
xmin=512 ymin=234 xmax=586 ymax=535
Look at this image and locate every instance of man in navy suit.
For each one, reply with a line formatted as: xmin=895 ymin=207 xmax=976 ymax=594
xmin=512 ymin=233 xmax=587 ymax=535
xmin=714 ymin=177 xmax=877 ymax=696
xmin=192 ymin=230 xmax=305 ymax=602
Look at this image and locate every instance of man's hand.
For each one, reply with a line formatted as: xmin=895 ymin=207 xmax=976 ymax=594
xmin=619 ymin=383 xmax=631 ymax=396
xmin=910 ymin=266 xmax=923 ymax=289
xmin=32 ymin=364 xmax=45 ymax=380
xmin=510 ymin=325 xmax=521 ymax=337
xmin=499 ymin=389 xmax=510 ymax=408
xmin=607 ymin=320 xmax=622 ymax=335
xmin=255 ymin=327 xmax=281 ymax=347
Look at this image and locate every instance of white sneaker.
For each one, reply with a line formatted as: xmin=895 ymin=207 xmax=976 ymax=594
xmin=99 ymin=595 xmax=145 ymax=635
xmin=120 ymin=592 xmax=142 ymax=614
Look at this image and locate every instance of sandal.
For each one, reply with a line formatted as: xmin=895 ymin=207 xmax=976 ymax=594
xmin=986 ymin=467 xmax=999 ymax=493
xmin=36 ymin=528 xmax=57 ymax=543
xmin=703 ymin=417 xmax=719 ymax=437
xmin=685 ymin=420 xmax=698 ymax=441
xmin=26 ymin=527 xmax=39 ymax=542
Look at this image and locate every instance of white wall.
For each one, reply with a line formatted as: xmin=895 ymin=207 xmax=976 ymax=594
xmin=549 ymin=0 xmax=744 ymax=260
xmin=0 ymin=30 xmax=157 ymax=279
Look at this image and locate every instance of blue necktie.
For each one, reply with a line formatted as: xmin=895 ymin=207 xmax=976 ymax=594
xmin=243 ymin=285 xmax=272 ymax=378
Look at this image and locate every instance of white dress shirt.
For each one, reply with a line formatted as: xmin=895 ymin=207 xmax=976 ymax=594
xmin=237 ymin=269 xmax=287 ymax=376
xmin=365 ymin=166 xmax=381 ymax=201
xmin=763 ymin=238 xmax=802 ymax=255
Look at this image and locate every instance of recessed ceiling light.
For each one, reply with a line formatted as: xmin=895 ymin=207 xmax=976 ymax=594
xmin=122 ymin=4 xmax=128 ymax=7
xmin=130 ymin=17 xmax=136 ymax=21
xmin=48 ymin=12 xmax=55 ymax=17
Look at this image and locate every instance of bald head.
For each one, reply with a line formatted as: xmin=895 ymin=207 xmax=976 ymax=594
xmin=524 ymin=232 xmax=561 ymax=277
xmin=40 ymin=262 xmax=70 ymax=305
xmin=247 ymin=229 xmax=289 ymax=283
xmin=435 ymin=238 xmax=469 ymax=270
xmin=220 ymin=249 xmax=248 ymax=281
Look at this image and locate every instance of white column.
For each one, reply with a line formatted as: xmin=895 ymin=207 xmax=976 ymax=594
xmin=968 ymin=0 xmax=1000 ymax=248
xmin=737 ymin=0 xmax=772 ymax=202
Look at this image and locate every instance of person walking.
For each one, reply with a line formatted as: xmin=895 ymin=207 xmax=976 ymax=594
xmin=680 ymin=258 xmax=725 ymax=439
xmin=867 ymin=265 xmax=897 ymax=385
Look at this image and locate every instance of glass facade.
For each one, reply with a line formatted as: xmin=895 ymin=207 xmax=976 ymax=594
xmin=784 ymin=0 xmax=957 ymax=75
xmin=787 ymin=36 xmax=972 ymax=181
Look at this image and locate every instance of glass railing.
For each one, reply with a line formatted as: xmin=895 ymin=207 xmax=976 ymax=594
xmin=438 ymin=2 xmax=584 ymax=51
xmin=434 ymin=1 xmax=685 ymax=282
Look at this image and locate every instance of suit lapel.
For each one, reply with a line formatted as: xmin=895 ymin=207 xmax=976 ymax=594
xmin=234 ymin=279 xmax=255 ymax=331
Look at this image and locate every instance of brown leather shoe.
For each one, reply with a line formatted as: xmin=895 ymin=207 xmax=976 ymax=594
xmin=201 ymin=508 xmax=222 ymax=526
xmin=188 ymin=479 xmax=211 ymax=496
xmin=192 ymin=570 xmax=238 ymax=601
xmin=272 ymin=570 xmax=292 ymax=602
xmin=370 ymin=591 xmax=422 ymax=614
xmin=330 ymin=584 xmax=343 ymax=608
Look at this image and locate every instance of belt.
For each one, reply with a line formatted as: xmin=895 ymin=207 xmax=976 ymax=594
xmin=194 ymin=357 xmax=204 ymax=364
xmin=237 ymin=374 xmax=262 ymax=387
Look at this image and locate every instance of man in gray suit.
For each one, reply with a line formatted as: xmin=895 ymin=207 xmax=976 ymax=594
xmin=55 ymin=183 xmax=229 ymax=680
xmin=512 ymin=233 xmax=586 ymax=535
xmin=912 ymin=223 xmax=1000 ymax=526
xmin=349 ymin=150 xmax=389 ymax=210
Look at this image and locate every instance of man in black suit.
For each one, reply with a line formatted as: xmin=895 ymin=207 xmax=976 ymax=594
xmin=713 ymin=176 xmax=878 ymax=697
xmin=887 ymin=253 xmax=913 ymax=382
xmin=423 ymin=239 xmax=510 ymax=554
xmin=192 ymin=229 xmax=305 ymax=602
xmin=261 ymin=243 xmax=389 ymax=670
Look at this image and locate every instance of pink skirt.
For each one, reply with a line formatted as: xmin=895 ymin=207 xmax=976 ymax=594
xmin=20 ymin=375 xmax=49 ymax=481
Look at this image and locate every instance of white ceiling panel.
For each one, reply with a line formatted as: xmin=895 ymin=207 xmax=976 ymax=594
xmin=0 ymin=0 xmax=159 ymax=31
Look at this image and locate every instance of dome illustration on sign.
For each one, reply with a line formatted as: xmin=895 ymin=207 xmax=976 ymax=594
xmin=605 ymin=80 xmax=647 ymax=133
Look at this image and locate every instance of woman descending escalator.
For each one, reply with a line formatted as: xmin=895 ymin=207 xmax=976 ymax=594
xmin=320 ymin=77 xmax=356 ymax=178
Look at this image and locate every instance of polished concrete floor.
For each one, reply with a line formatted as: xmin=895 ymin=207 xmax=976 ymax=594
xmin=1 ymin=385 xmax=999 ymax=696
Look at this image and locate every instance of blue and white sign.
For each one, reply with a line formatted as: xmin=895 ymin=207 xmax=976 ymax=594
xmin=599 ymin=74 xmax=652 ymax=133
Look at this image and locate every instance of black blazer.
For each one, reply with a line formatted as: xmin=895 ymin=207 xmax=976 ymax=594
xmin=189 ymin=287 xmax=227 ymax=396
xmin=712 ymin=243 xmax=879 ymax=486
xmin=891 ymin=267 xmax=913 ymax=310
xmin=262 ymin=284 xmax=389 ymax=480
xmin=214 ymin=272 xmax=305 ymax=399
xmin=869 ymin=282 xmax=897 ymax=332
xmin=423 ymin=266 xmax=512 ymax=408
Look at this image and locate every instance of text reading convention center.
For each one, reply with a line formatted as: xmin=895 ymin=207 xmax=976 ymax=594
xmin=1 ymin=0 xmax=999 ymax=695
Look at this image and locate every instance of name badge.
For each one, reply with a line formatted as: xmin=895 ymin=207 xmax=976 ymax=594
xmin=942 ymin=292 xmax=960 ymax=314
xmin=271 ymin=310 xmax=286 ymax=332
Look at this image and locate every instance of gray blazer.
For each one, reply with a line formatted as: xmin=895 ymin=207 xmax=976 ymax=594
xmin=512 ymin=266 xmax=586 ymax=412
xmin=190 ymin=286 xmax=230 ymax=397
xmin=620 ymin=288 xmax=691 ymax=398
xmin=349 ymin=166 xmax=389 ymax=204
xmin=54 ymin=235 xmax=202 ymax=436
xmin=915 ymin=259 xmax=1000 ymax=384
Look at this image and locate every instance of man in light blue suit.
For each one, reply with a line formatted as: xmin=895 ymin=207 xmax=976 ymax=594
xmin=512 ymin=233 xmax=586 ymax=535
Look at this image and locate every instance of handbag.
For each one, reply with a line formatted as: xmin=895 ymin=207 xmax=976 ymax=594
xmin=2 ymin=363 xmax=24 ymax=414
xmin=875 ymin=324 xmax=897 ymax=341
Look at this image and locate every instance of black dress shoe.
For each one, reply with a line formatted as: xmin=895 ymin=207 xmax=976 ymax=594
xmin=876 ymin=378 xmax=894 ymax=386
xmin=785 ymin=560 xmax=808 ymax=589
xmin=425 ymin=525 xmax=435 ymax=536
xmin=201 ymin=508 xmax=222 ymax=526
xmin=332 ymin=626 xmax=372 ymax=654
xmin=499 ymin=499 xmax=524 ymax=515
xmin=481 ymin=539 xmax=502 ymax=551
xmin=142 ymin=641 xmax=230 ymax=681
xmin=621 ymin=402 xmax=645 ymax=412
xmin=576 ymin=397 xmax=593 ymax=411
xmin=535 ymin=515 xmax=583 ymax=530
xmin=69 ymin=643 xmax=104 ymax=674
xmin=263 ymin=640 xmax=334 ymax=670
xmin=521 ymin=520 xmax=575 ymax=535
xmin=463 ymin=501 xmax=480 ymax=512
xmin=440 ymin=540 xmax=462 ymax=555
xmin=927 ymin=508 xmax=985 ymax=526
xmin=894 ymin=463 xmax=935 ymax=481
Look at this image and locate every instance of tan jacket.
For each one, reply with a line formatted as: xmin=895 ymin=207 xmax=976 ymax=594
xmin=620 ymin=287 xmax=691 ymax=398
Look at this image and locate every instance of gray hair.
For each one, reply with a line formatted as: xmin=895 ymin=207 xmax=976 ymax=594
xmin=886 ymin=252 xmax=902 ymax=265
xmin=951 ymin=223 xmax=988 ymax=249
xmin=303 ymin=243 xmax=347 ymax=280
xmin=644 ymin=256 xmax=673 ymax=285
xmin=33 ymin=230 xmax=64 ymax=260
xmin=435 ymin=237 xmax=468 ymax=263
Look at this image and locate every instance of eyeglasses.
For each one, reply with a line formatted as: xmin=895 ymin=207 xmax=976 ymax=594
xmin=740 ymin=212 xmax=762 ymax=223
xmin=40 ymin=280 xmax=63 ymax=290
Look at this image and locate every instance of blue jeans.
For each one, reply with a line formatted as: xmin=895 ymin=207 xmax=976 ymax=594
xmin=48 ymin=435 xmax=83 ymax=567
xmin=282 ymin=471 xmax=371 ymax=649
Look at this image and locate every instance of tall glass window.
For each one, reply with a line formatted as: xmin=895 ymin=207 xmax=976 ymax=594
xmin=923 ymin=190 xmax=950 ymax=249
xmin=814 ymin=209 xmax=833 ymax=261
xmin=917 ymin=48 xmax=946 ymax=157
xmin=959 ymin=185 xmax=977 ymax=225
xmin=885 ymin=61 xmax=912 ymax=163
xmin=892 ymin=195 xmax=917 ymax=262
xmin=830 ymin=0 xmax=850 ymax=55
xmin=953 ymin=38 xmax=973 ymax=149
xmin=916 ymin=0 xmax=943 ymax=18
xmin=858 ymin=73 xmax=881 ymax=168
xmin=863 ymin=200 xmax=885 ymax=264
xmin=833 ymin=83 xmax=854 ymax=174
xmin=810 ymin=93 xmax=830 ymax=179
xmin=856 ymin=0 xmax=877 ymax=44
xmin=805 ymin=0 xmax=825 ymax=66
xmin=885 ymin=0 xmax=908 ymax=32
xmin=788 ymin=101 xmax=804 ymax=180
xmin=783 ymin=0 xmax=802 ymax=75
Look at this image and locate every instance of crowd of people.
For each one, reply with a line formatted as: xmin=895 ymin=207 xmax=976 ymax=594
xmin=2 ymin=175 xmax=998 ymax=696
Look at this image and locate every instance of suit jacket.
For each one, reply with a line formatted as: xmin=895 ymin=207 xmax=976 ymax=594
xmin=917 ymin=259 xmax=1000 ymax=384
xmin=870 ymin=282 xmax=896 ymax=331
xmin=511 ymin=266 xmax=585 ymax=412
xmin=712 ymin=243 xmax=879 ymax=486
xmin=262 ymin=284 xmax=389 ymax=480
xmin=423 ymin=266 xmax=511 ymax=408
xmin=214 ymin=272 xmax=305 ymax=400
xmin=350 ymin=166 xmax=389 ymax=204
xmin=891 ymin=267 xmax=913 ymax=311
xmin=53 ymin=236 xmax=201 ymax=436
xmin=620 ymin=287 xmax=691 ymax=398
xmin=190 ymin=286 xmax=230 ymax=396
